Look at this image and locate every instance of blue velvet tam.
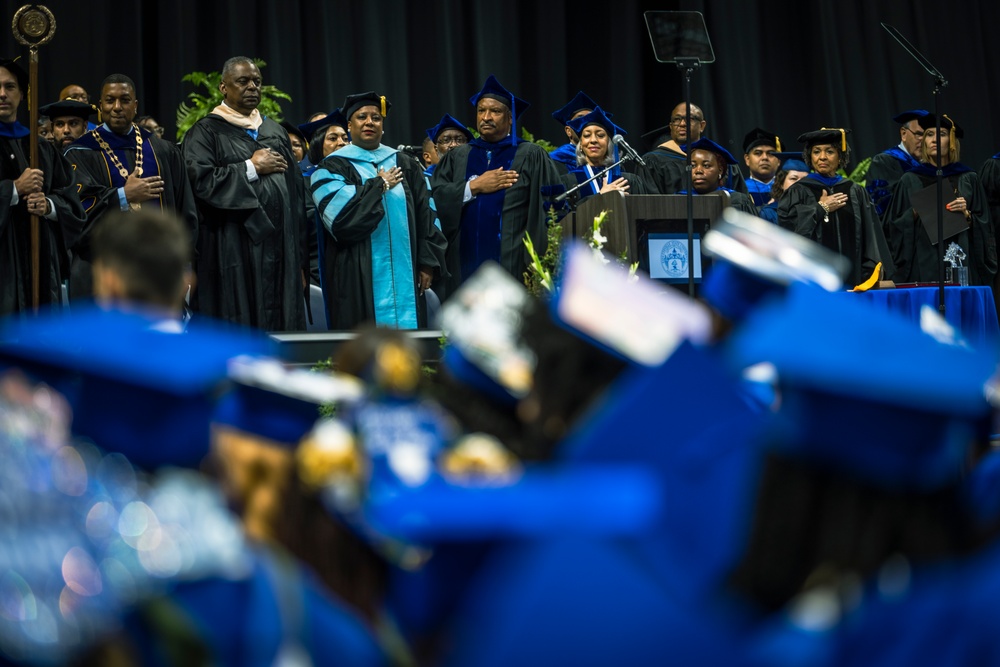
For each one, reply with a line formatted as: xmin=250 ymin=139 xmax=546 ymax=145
xmin=425 ymin=113 xmax=473 ymax=143
xmin=342 ymin=91 xmax=391 ymax=121
xmin=701 ymin=208 xmax=849 ymax=323
xmin=686 ymin=137 xmax=738 ymax=165
xmin=742 ymin=127 xmax=782 ymax=154
xmin=892 ymin=109 xmax=930 ymax=124
xmin=0 ymin=305 xmax=272 ymax=470
xmin=469 ymin=74 xmax=529 ymax=120
xmin=298 ymin=108 xmax=348 ymax=139
xmin=567 ymin=106 xmax=625 ymax=138
xmin=728 ymin=283 xmax=997 ymax=490
xmin=551 ymin=90 xmax=603 ymax=126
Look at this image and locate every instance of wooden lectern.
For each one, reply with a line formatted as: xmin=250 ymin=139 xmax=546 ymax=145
xmin=563 ymin=192 xmax=729 ymax=286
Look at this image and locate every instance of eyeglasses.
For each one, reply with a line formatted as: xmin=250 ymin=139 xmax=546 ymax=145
xmin=436 ymin=135 xmax=468 ymax=147
xmin=669 ymin=116 xmax=703 ymax=125
xmin=902 ymin=126 xmax=922 ymax=137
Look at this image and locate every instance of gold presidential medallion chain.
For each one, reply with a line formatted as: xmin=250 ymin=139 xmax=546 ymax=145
xmin=92 ymin=124 xmax=144 ymax=210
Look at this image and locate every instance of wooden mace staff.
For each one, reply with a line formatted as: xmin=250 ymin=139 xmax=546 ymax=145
xmin=12 ymin=5 xmax=55 ymax=312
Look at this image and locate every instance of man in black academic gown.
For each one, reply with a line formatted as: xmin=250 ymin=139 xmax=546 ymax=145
xmin=182 ymin=57 xmax=307 ymax=331
xmin=431 ymin=75 xmax=561 ymax=299
xmin=65 ymin=74 xmax=197 ymax=301
xmin=309 ymin=91 xmax=447 ymax=330
xmin=40 ymin=99 xmax=92 ymax=152
xmin=0 ymin=59 xmax=86 ymax=315
xmin=642 ymin=102 xmax=746 ymax=196
xmin=741 ymin=128 xmax=783 ymax=209
xmin=865 ymin=110 xmax=929 ymax=220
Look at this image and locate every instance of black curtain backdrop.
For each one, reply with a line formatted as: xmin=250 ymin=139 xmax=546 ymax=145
xmin=5 ymin=0 xmax=999 ymax=169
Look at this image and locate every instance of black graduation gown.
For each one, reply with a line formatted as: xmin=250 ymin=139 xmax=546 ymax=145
xmin=0 ymin=135 xmax=86 ymax=315
xmin=978 ymin=154 xmax=1000 ymax=312
xmin=865 ymin=148 xmax=918 ymax=220
xmin=642 ymin=143 xmax=748 ymax=195
xmin=431 ymin=140 xmax=561 ymax=299
xmin=778 ymin=177 xmax=894 ymax=285
xmin=309 ymin=149 xmax=447 ymax=331
xmin=886 ymin=168 xmax=996 ymax=286
xmin=66 ymin=128 xmax=198 ymax=300
xmin=183 ymin=115 xmax=307 ymax=331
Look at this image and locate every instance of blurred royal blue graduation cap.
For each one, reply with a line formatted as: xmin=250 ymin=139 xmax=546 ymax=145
xmin=425 ymin=113 xmax=473 ymax=143
xmin=701 ymin=208 xmax=849 ymax=324
xmin=0 ymin=306 xmax=272 ymax=470
xmin=780 ymin=157 xmax=809 ymax=172
xmin=686 ymin=137 xmax=739 ymax=166
xmin=728 ymin=283 xmax=997 ymax=489
xmin=551 ymin=90 xmax=603 ymax=126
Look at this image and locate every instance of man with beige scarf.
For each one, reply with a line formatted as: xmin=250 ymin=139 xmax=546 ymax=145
xmin=182 ymin=56 xmax=307 ymax=331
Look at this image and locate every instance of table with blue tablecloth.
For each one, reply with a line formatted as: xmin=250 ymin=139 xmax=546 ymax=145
xmin=849 ymin=286 xmax=999 ymax=349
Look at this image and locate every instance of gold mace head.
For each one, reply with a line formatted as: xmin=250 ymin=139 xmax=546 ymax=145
xmin=12 ymin=5 xmax=56 ymax=47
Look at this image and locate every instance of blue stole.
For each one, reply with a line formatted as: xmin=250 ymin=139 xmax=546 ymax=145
xmin=0 ymin=121 xmax=29 ymax=139
xmin=804 ymin=172 xmax=843 ymax=188
xmin=909 ymin=162 xmax=973 ymax=178
xmin=549 ymin=142 xmax=578 ymax=170
xmin=884 ymin=145 xmax=921 ymax=170
xmin=310 ymin=143 xmax=418 ymax=329
xmin=71 ymin=124 xmax=163 ymax=210
xmin=423 ymin=163 xmax=436 ymax=178
xmin=460 ymin=137 xmax=523 ymax=280
xmin=746 ymin=177 xmax=773 ymax=207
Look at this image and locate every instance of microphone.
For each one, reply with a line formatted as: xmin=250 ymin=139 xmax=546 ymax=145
xmin=613 ymin=134 xmax=646 ymax=167
xmin=397 ymin=144 xmax=421 ymax=153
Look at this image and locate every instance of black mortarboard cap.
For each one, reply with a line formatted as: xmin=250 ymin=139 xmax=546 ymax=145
xmin=551 ymin=90 xmax=603 ymax=126
xmin=426 ymin=113 xmax=473 ymax=143
xmin=298 ymin=108 xmax=349 ymax=140
xmin=39 ymin=99 xmax=94 ymax=120
xmin=797 ymin=128 xmax=850 ymax=152
xmin=921 ymin=113 xmax=965 ymax=139
xmin=0 ymin=58 xmax=27 ymax=92
xmin=342 ymin=92 xmax=391 ymax=122
xmin=892 ymin=109 xmax=930 ymax=125
xmin=280 ymin=119 xmax=307 ymax=146
xmin=742 ymin=127 xmax=782 ymax=154
xmin=567 ymin=106 xmax=626 ymax=138
xmin=687 ymin=138 xmax=738 ymax=166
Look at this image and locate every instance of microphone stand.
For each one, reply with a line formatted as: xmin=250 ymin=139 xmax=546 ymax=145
xmin=883 ymin=22 xmax=949 ymax=316
xmin=676 ymin=57 xmax=700 ymax=297
xmin=553 ymin=154 xmax=631 ymax=206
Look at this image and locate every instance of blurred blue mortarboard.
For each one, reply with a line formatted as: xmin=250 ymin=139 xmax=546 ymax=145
xmin=742 ymin=127 xmax=782 ymax=154
xmin=299 ymin=108 xmax=349 ymax=141
xmin=728 ymin=284 xmax=997 ymax=489
xmin=425 ymin=113 xmax=473 ymax=143
xmin=0 ymin=306 xmax=272 ymax=470
xmin=892 ymin=109 xmax=930 ymax=125
xmin=551 ymin=91 xmax=603 ymax=126
xmin=687 ymin=137 xmax=739 ymax=166
xmin=342 ymin=92 xmax=391 ymax=121
xmin=780 ymin=158 xmax=809 ymax=172
xmin=566 ymin=106 xmax=625 ymax=138
xmin=701 ymin=208 xmax=849 ymax=324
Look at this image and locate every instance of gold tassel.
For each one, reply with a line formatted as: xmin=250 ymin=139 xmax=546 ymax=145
xmin=380 ymin=95 xmax=386 ymax=116
xmin=942 ymin=114 xmax=956 ymax=155
xmin=776 ymin=136 xmax=782 ymax=153
xmin=821 ymin=127 xmax=847 ymax=152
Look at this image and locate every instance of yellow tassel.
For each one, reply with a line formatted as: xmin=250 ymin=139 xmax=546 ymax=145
xmin=776 ymin=136 xmax=782 ymax=153
xmin=852 ymin=262 xmax=882 ymax=292
xmin=943 ymin=114 xmax=956 ymax=155
xmin=380 ymin=96 xmax=386 ymax=116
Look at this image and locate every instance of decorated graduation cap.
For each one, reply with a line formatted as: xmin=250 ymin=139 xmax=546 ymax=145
xmin=728 ymin=283 xmax=996 ymax=489
xmin=342 ymin=91 xmax=391 ymax=121
xmin=567 ymin=106 xmax=625 ymax=138
xmin=921 ymin=113 xmax=965 ymax=139
xmin=39 ymin=98 xmax=93 ymax=120
xmin=551 ymin=90 xmax=602 ymax=126
xmin=298 ymin=107 xmax=349 ymax=140
xmin=0 ymin=57 xmax=28 ymax=92
xmin=701 ymin=208 xmax=849 ymax=325
xmin=797 ymin=127 xmax=850 ymax=152
xmin=0 ymin=305 xmax=273 ymax=470
xmin=425 ymin=112 xmax=473 ymax=143
xmin=687 ymin=137 xmax=738 ymax=166
xmin=892 ymin=109 xmax=930 ymax=125
xmin=742 ymin=127 xmax=782 ymax=154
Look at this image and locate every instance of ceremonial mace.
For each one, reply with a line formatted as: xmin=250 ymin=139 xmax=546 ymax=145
xmin=12 ymin=5 xmax=55 ymax=311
